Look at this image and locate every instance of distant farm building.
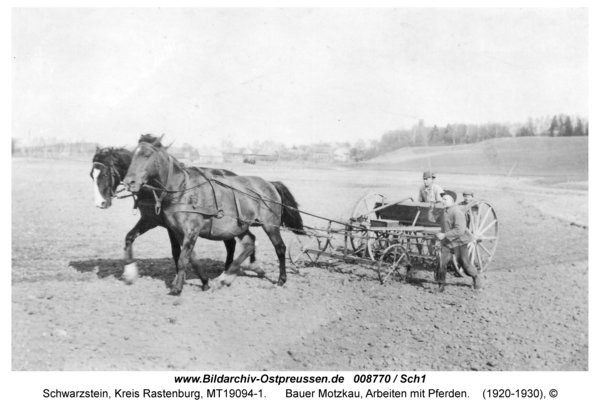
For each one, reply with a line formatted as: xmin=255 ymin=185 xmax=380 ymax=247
xmin=333 ymin=147 xmax=351 ymax=162
xmin=224 ymin=148 xmax=253 ymax=163
xmin=307 ymin=144 xmax=332 ymax=162
xmin=169 ymin=146 xmax=200 ymax=162
xmin=195 ymin=148 xmax=224 ymax=164
xmin=279 ymin=148 xmax=302 ymax=161
xmin=254 ymin=148 xmax=278 ymax=162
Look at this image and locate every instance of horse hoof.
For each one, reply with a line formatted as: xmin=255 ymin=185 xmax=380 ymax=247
xmin=123 ymin=262 xmax=139 ymax=284
xmin=169 ymin=288 xmax=182 ymax=296
xmin=246 ymin=261 xmax=266 ymax=276
xmin=277 ymin=280 xmax=286 ymax=287
xmin=202 ymin=284 xmax=210 ymax=292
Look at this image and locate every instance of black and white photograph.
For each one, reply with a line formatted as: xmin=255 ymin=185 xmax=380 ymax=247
xmin=10 ymin=5 xmax=592 ymax=400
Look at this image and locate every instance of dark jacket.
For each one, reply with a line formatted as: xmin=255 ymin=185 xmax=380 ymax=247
xmin=440 ymin=204 xmax=475 ymax=248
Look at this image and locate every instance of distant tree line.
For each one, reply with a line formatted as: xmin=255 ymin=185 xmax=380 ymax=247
xmin=516 ymin=114 xmax=589 ymax=137
xmin=12 ymin=138 xmax=98 ymax=157
xmin=351 ymin=114 xmax=588 ymax=161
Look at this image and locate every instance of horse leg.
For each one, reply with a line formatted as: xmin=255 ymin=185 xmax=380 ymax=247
xmin=123 ymin=218 xmax=156 ymax=283
xmin=218 ymin=232 xmax=256 ymax=287
xmin=171 ymin=233 xmax=199 ymax=296
xmin=263 ymin=226 xmax=287 ymax=286
xmin=223 ymin=238 xmax=236 ymax=272
xmin=244 ymin=231 xmax=266 ymax=276
xmin=167 ymin=228 xmax=181 ymax=274
xmin=189 ymin=251 xmax=210 ymax=291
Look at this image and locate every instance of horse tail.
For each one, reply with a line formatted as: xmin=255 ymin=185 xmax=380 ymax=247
xmin=271 ymin=181 xmax=305 ymax=235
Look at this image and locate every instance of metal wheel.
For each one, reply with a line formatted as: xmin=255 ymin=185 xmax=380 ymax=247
xmin=352 ymin=192 xmax=388 ymax=223
xmin=351 ymin=193 xmax=389 ymax=261
xmin=287 ymin=234 xmax=331 ymax=271
xmin=369 ymin=231 xmax=396 ymax=259
xmin=377 ymin=244 xmax=411 ymax=284
xmin=465 ymin=200 xmax=499 ymax=273
xmin=347 ymin=224 xmax=371 ymax=258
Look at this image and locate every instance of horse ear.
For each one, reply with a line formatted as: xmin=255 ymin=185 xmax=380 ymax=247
xmin=96 ymin=146 xmax=101 ymax=153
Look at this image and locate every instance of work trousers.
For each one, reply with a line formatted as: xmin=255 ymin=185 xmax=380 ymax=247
xmin=435 ymin=244 xmax=478 ymax=283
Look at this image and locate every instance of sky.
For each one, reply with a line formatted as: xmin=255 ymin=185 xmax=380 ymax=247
xmin=12 ymin=8 xmax=588 ymax=148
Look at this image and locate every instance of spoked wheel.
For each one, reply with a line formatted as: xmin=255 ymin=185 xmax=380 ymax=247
xmin=465 ymin=200 xmax=499 ymax=273
xmin=352 ymin=193 xmax=388 ymax=223
xmin=369 ymin=231 xmax=395 ymax=259
xmin=287 ymin=234 xmax=331 ymax=271
xmin=377 ymin=244 xmax=411 ymax=284
xmin=347 ymin=224 xmax=371 ymax=258
xmin=351 ymin=193 xmax=389 ymax=261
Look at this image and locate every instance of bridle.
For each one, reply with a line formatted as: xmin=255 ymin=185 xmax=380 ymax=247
xmin=92 ymin=160 xmax=125 ymax=198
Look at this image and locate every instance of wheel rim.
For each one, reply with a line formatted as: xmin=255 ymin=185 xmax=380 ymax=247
xmin=352 ymin=193 xmax=388 ymax=222
xmin=378 ymin=244 xmax=411 ymax=284
xmin=465 ymin=200 xmax=499 ymax=273
xmin=287 ymin=235 xmax=331 ymax=269
xmin=351 ymin=193 xmax=388 ymax=261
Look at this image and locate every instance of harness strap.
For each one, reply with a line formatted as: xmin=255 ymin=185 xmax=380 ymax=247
xmin=230 ymin=188 xmax=244 ymax=226
xmin=151 ymin=154 xmax=175 ymax=215
xmin=195 ymin=168 xmax=224 ymax=219
xmin=163 ymin=203 xmax=222 ymax=217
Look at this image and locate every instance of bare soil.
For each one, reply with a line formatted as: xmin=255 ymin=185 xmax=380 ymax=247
xmin=12 ymin=158 xmax=588 ymax=370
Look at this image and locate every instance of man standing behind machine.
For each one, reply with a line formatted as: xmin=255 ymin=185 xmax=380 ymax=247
xmin=435 ymin=190 xmax=482 ymax=292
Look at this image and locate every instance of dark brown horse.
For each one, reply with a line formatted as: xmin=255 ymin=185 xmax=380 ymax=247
xmin=123 ymin=135 xmax=304 ymax=295
xmin=90 ymin=144 xmax=266 ymax=282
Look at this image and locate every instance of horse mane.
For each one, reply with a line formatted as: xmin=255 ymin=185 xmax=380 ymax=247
xmin=92 ymin=147 xmax=132 ymax=176
xmin=139 ymin=134 xmax=165 ymax=147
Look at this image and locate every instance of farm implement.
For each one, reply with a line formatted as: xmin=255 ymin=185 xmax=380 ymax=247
xmin=287 ymin=193 xmax=499 ymax=284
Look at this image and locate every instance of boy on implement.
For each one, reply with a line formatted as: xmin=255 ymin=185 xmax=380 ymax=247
xmin=435 ymin=190 xmax=482 ymax=292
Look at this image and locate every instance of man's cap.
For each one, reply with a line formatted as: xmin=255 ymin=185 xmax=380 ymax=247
xmin=441 ymin=190 xmax=457 ymax=202
xmin=463 ymin=190 xmax=474 ymax=196
xmin=423 ymin=171 xmax=436 ymax=179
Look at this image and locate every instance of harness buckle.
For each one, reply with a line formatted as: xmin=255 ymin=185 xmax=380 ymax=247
xmin=216 ymin=209 xmax=225 ymax=219
xmin=155 ymin=201 xmax=162 ymax=215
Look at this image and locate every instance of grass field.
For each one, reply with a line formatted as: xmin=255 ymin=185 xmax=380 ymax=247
xmin=359 ymin=136 xmax=588 ymax=183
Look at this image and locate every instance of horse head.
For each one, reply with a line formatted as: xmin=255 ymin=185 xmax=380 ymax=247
xmin=91 ymin=147 xmax=120 ymax=209
xmin=124 ymin=142 xmax=169 ymax=193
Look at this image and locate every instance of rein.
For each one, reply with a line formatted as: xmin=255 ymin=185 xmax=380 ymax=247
xmin=137 ymin=144 xmax=223 ymax=217
xmin=129 ymin=143 xmax=356 ymax=230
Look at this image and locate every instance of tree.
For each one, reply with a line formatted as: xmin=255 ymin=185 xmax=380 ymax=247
xmin=563 ymin=116 xmax=574 ymax=136
xmin=558 ymin=115 xmax=566 ymax=136
xmin=526 ymin=117 xmax=535 ymax=136
xmin=413 ymin=120 xmax=426 ymax=146
xmin=549 ymin=115 xmax=559 ymax=136
xmin=354 ymin=138 xmax=366 ymax=151
xmin=428 ymin=125 xmax=440 ymax=145
xmin=454 ymin=123 xmax=467 ymax=144
xmin=443 ymin=124 xmax=454 ymax=145
xmin=574 ymin=118 xmax=584 ymax=136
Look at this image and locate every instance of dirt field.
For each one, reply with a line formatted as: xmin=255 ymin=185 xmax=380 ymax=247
xmin=12 ymin=157 xmax=588 ymax=371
